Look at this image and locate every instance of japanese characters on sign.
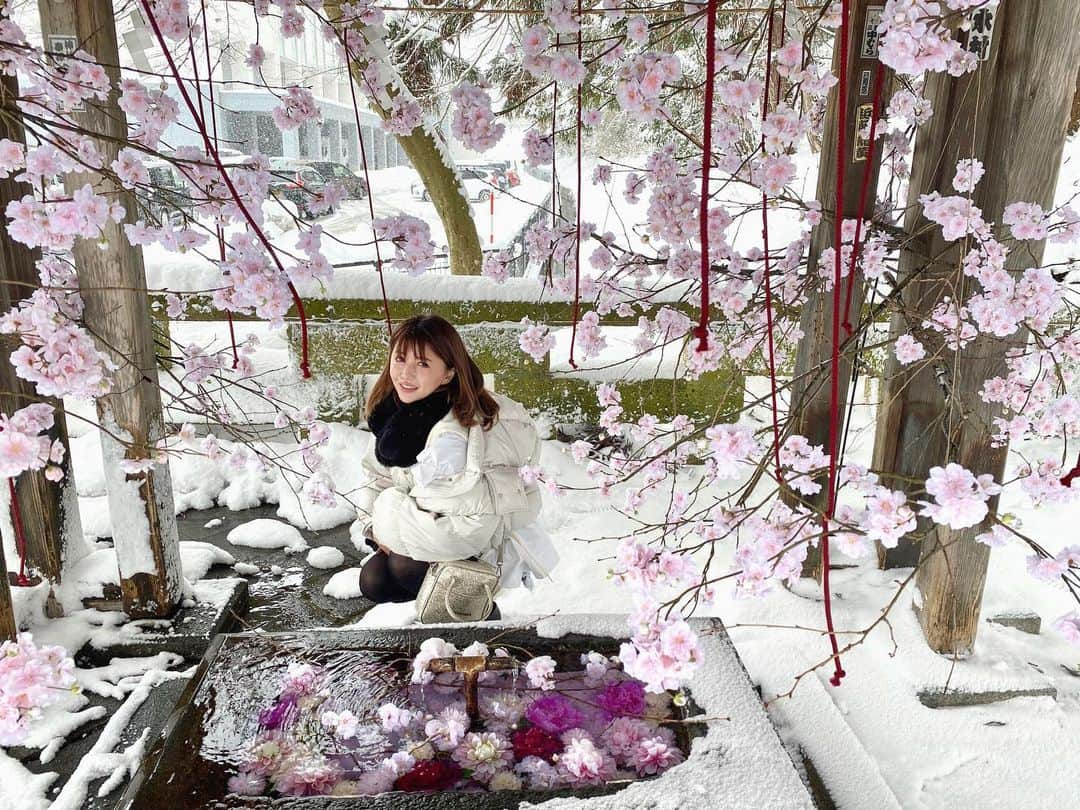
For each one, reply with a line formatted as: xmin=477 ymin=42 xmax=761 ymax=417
xmin=962 ymin=7 xmax=996 ymax=61
xmin=853 ymin=104 xmax=874 ymax=163
xmin=861 ymin=6 xmax=884 ymax=59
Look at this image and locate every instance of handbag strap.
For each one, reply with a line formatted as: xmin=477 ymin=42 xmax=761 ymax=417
xmin=443 ymin=575 xmax=494 ymax=622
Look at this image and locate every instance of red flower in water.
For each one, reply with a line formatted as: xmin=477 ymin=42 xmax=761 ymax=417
xmin=512 ymin=727 xmax=564 ymax=763
xmin=393 ymin=759 xmax=463 ymax=792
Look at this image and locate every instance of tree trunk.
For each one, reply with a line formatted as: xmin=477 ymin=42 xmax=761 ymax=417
xmin=0 ymin=70 xmax=85 ymax=615
xmin=37 ymin=0 xmax=183 ymax=619
xmin=326 ymin=2 xmax=483 ymax=276
xmin=0 ymin=547 xmax=13 ymax=640
xmin=872 ymin=0 xmax=1080 ymax=653
xmin=786 ymin=0 xmax=893 ymax=578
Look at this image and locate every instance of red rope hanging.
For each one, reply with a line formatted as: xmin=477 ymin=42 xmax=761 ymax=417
xmin=820 ymin=0 xmax=852 ymax=688
xmin=760 ymin=4 xmax=784 ymax=483
xmin=840 ymin=61 xmax=886 ymax=335
xmin=8 ymin=479 xmax=29 ymax=586
xmin=1061 ymin=456 xmax=1080 ymax=488
xmin=568 ymin=4 xmax=584 ymax=370
xmin=197 ymin=0 xmax=239 ymax=369
xmin=140 ymin=2 xmax=312 ymax=378
xmin=693 ymin=0 xmax=720 ymax=352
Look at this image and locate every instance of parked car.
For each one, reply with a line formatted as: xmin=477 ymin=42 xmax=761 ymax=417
xmin=411 ymin=167 xmax=499 ymax=202
xmin=307 ymin=160 xmax=368 ymax=199
xmin=268 ymin=158 xmax=329 ymax=219
xmin=144 ymin=160 xmax=197 ymax=227
xmin=460 ymin=162 xmax=510 ymax=191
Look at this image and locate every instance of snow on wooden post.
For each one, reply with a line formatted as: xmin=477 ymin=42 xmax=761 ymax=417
xmin=0 ymin=70 xmax=85 ymax=615
xmin=872 ymin=2 xmax=1080 ymax=653
xmin=37 ymin=0 xmax=183 ymax=618
xmin=785 ymin=0 xmax=893 ymax=580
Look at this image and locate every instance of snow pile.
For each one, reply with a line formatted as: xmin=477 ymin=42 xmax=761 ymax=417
xmin=322 ymin=567 xmax=363 ymax=599
xmin=225 ymin=518 xmax=308 ymax=553
xmin=306 ymin=546 xmax=345 ymax=569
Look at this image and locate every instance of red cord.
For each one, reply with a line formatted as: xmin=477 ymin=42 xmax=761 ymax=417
xmin=840 ymin=62 xmax=886 ymax=335
xmin=1061 ymin=454 xmax=1080 ymax=488
xmin=568 ymin=5 xmax=583 ymax=370
xmin=694 ymin=0 xmax=719 ymax=352
xmin=9 ymin=479 xmax=29 ymax=586
xmin=820 ymin=0 xmax=852 ymax=688
xmin=760 ymin=5 xmax=783 ymax=482
xmin=197 ymin=1 xmax=238 ymax=369
xmin=140 ymin=2 xmax=312 ymax=378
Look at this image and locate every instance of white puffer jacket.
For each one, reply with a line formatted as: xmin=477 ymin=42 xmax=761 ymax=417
xmin=357 ymin=393 xmax=543 ymax=563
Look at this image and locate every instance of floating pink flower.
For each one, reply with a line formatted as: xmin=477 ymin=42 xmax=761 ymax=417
xmin=556 ymin=735 xmax=616 ymax=785
xmin=628 ymin=734 xmax=684 ymax=775
xmin=526 ymin=693 xmax=584 ymax=734
xmin=595 ymin=679 xmax=646 ymax=719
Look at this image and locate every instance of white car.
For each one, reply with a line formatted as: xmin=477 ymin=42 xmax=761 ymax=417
xmin=411 ymin=168 xmax=498 ymax=202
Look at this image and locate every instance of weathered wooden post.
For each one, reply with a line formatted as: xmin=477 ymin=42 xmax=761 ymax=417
xmin=0 ymin=67 xmax=85 ymax=617
xmin=0 ymin=548 xmax=14 ymax=640
xmin=785 ymin=0 xmax=893 ymax=579
xmin=871 ymin=1 xmax=1080 ymax=652
xmin=37 ymin=0 xmax=183 ymax=618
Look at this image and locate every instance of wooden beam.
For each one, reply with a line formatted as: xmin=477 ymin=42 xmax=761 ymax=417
xmin=0 ymin=71 xmax=83 ymax=613
xmin=37 ymin=0 xmax=183 ymax=618
xmin=786 ymin=0 xmax=893 ymax=579
xmin=0 ymin=547 xmax=14 ymax=640
xmin=872 ymin=1 xmax=1080 ymax=652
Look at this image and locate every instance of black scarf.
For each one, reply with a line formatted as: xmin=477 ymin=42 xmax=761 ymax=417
xmin=368 ymin=389 xmax=452 ymax=468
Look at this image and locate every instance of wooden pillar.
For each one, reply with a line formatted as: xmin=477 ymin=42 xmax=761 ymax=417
xmin=786 ymin=0 xmax=893 ymax=578
xmin=0 ymin=69 xmax=83 ymax=613
xmin=0 ymin=543 xmax=14 ymax=640
xmin=37 ymin=0 xmax=182 ymax=618
xmin=871 ymin=1 xmax=1080 ymax=652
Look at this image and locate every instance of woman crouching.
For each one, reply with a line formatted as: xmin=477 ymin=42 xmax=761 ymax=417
xmin=354 ymin=314 xmax=555 ymax=621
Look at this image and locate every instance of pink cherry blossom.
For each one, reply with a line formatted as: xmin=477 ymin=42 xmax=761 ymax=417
xmin=952 ymin=158 xmax=984 ymax=193
xmin=894 ymin=334 xmax=926 ymax=364
xmin=920 ymin=463 xmax=1001 ymax=530
xmin=450 ymin=80 xmax=505 ymax=151
xmin=1053 ymin=612 xmax=1080 ymax=644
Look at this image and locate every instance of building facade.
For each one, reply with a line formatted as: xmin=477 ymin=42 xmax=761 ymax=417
xmin=123 ymin=6 xmax=407 ymax=170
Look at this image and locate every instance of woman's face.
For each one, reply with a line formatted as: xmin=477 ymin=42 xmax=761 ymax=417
xmin=389 ymin=342 xmax=454 ymax=403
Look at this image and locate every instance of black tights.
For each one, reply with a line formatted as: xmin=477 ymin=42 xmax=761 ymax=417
xmin=359 ymin=550 xmax=430 ymax=604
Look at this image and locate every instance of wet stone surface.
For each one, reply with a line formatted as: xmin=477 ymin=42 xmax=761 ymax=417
xmin=118 ymin=626 xmax=709 ymax=810
xmin=38 ymin=503 xmax=379 ymax=809
xmin=177 ymin=502 xmax=375 ymax=633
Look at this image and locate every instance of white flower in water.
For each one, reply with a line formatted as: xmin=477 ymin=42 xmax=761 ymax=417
xmin=334 ymin=710 xmax=359 ymax=740
xmin=525 ymin=656 xmax=557 ymax=690
xmin=481 ymin=690 xmax=531 ymax=730
xmin=425 ymin=705 xmax=469 ymax=751
xmin=401 ymin=739 xmax=435 ymax=761
xmin=461 ymin=641 xmax=490 ymax=657
xmin=489 ymin=770 xmax=523 ymax=791
xmin=452 ymin=731 xmax=514 ymax=783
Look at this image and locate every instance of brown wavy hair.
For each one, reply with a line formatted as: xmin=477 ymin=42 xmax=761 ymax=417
xmin=364 ymin=314 xmax=499 ymax=430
